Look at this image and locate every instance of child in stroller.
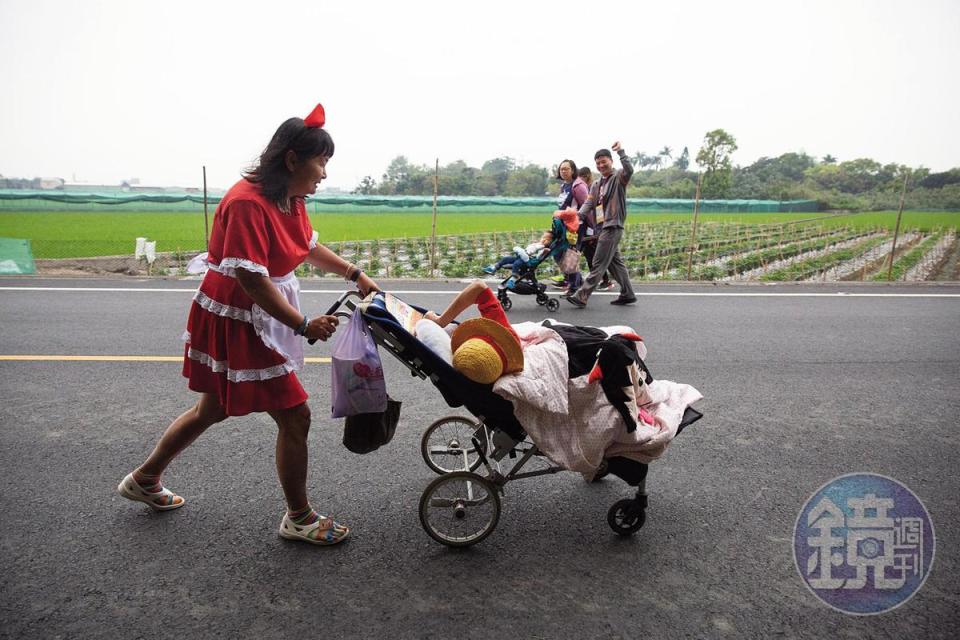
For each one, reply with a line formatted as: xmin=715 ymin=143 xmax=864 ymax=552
xmin=482 ymin=238 xmax=551 ymax=288
xmin=481 ymin=210 xmax=579 ymax=312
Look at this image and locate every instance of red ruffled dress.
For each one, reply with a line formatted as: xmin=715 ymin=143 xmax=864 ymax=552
xmin=182 ymin=179 xmax=319 ymax=416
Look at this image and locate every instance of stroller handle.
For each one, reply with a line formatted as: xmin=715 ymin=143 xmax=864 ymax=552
xmin=307 ymin=289 xmax=365 ymax=345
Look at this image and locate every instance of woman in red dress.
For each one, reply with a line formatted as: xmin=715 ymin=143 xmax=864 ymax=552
xmin=118 ymin=104 xmax=377 ymax=546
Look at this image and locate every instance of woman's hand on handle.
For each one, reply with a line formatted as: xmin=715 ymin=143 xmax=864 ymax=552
xmin=357 ymin=272 xmax=380 ymax=296
xmin=304 ymin=315 xmax=339 ymax=342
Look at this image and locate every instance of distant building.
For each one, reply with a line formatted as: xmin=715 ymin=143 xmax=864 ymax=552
xmin=0 ymin=175 xmax=221 ymax=195
xmin=61 ymin=181 xmax=123 ymax=192
xmin=121 ymin=180 xmax=168 ymax=193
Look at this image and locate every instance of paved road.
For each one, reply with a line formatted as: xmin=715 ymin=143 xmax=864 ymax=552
xmin=1 ymin=277 xmax=958 ymax=639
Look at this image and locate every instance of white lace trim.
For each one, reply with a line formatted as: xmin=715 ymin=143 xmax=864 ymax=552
xmin=186 ymin=346 xmax=296 ymax=383
xmin=251 ymin=305 xmax=303 ymax=369
xmin=212 ymin=257 xmax=269 ymax=278
xmin=308 ymin=230 xmax=319 ymax=250
xmin=193 ymin=290 xmax=253 ymax=323
xmin=250 ymin=274 xmax=304 ymax=370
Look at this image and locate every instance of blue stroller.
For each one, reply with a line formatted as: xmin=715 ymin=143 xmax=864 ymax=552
xmin=492 ymin=216 xmax=573 ymax=312
xmin=321 ymin=290 xmax=703 ymax=547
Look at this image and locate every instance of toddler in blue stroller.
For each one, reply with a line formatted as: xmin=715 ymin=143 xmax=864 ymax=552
xmin=481 ymin=214 xmax=576 ymax=312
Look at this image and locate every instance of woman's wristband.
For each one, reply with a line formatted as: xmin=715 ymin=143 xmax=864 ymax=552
xmin=294 ymin=316 xmax=309 ymax=336
xmin=349 ymin=268 xmax=362 ymax=283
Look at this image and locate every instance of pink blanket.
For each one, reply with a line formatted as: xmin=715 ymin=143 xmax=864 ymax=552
xmin=493 ymin=322 xmax=703 ymax=480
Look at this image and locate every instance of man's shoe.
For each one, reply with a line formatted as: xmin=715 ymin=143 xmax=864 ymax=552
xmin=609 ymin=296 xmax=637 ymax=306
xmin=564 ymin=293 xmax=586 ymax=308
xmin=597 ymin=281 xmax=615 ymax=291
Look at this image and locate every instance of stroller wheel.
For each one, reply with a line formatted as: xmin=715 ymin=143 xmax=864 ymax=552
xmin=607 ymin=498 xmax=647 ymax=536
xmin=500 ymin=296 xmax=513 ymax=311
xmin=545 ymin=298 xmax=560 ymax=312
xmin=421 ymin=416 xmax=487 ymax=474
xmin=419 ymin=471 xmax=501 ymax=547
xmin=535 ymin=294 xmax=547 ymax=306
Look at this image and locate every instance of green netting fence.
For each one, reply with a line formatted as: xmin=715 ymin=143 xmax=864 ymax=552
xmin=0 ymin=189 xmax=818 ymax=213
xmin=0 ymin=237 xmax=37 ymax=274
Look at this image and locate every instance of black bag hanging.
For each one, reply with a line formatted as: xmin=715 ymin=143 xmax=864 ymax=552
xmin=342 ymin=396 xmax=402 ymax=454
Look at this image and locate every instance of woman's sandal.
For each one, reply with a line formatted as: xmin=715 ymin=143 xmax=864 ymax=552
xmin=117 ymin=472 xmax=185 ymax=511
xmin=279 ymin=513 xmax=350 ymax=546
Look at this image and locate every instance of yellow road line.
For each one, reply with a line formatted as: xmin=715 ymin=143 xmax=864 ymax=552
xmin=0 ymin=355 xmax=332 ymax=363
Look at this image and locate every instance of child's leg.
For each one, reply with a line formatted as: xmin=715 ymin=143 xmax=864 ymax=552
xmin=484 ymin=255 xmax=514 ymax=275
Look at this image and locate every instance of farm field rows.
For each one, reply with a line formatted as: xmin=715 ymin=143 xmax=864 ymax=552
xmin=2 ymin=209 xmax=958 ymax=281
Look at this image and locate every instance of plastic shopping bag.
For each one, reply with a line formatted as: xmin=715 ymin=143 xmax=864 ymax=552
xmin=330 ymin=309 xmax=388 ymax=418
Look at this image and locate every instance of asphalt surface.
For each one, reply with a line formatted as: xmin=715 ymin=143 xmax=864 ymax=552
xmin=1 ymin=277 xmax=959 ymax=639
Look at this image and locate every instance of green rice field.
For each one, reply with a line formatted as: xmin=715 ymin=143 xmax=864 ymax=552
xmin=1 ymin=209 xmax=958 ymax=259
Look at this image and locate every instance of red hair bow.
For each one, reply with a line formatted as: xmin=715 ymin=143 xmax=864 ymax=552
xmin=304 ymin=103 xmax=326 ymax=128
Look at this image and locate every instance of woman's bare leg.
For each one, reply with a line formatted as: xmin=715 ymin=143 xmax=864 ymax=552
xmin=268 ymin=402 xmax=312 ymax=511
xmin=136 ymin=392 xmax=228 ymax=478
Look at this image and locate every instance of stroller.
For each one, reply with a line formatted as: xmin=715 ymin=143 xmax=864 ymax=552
xmin=323 ymin=290 xmax=702 ymax=548
xmin=492 ymin=216 xmax=574 ymax=313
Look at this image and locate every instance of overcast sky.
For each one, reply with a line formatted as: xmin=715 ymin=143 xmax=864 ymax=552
xmin=1 ymin=0 xmax=958 ymax=191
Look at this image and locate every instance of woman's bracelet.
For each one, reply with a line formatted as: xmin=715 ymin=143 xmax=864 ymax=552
xmin=344 ymin=263 xmax=357 ymax=282
xmin=294 ymin=316 xmax=309 ymax=336
xmin=349 ymin=268 xmax=362 ymax=283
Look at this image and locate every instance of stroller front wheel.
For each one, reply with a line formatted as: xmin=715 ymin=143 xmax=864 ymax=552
xmin=419 ymin=471 xmax=502 ymax=547
xmin=500 ymin=296 xmax=513 ymax=311
xmin=545 ymin=298 xmax=560 ymax=312
xmin=607 ymin=498 xmax=647 ymax=536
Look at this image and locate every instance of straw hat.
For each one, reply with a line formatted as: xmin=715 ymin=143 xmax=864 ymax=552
xmin=451 ymin=318 xmax=524 ymax=384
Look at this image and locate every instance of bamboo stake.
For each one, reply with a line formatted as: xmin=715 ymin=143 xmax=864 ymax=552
xmin=430 ymin=158 xmax=439 ymax=277
xmin=685 ymin=173 xmax=703 ymax=280
xmin=202 ymin=166 xmax=210 ymax=252
xmin=886 ymin=172 xmax=909 ymax=281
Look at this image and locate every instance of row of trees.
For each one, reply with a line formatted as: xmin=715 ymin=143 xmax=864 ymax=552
xmin=354 ymin=130 xmax=960 ymax=210
xmin=355 ymin=156 xmax=549 ymax=198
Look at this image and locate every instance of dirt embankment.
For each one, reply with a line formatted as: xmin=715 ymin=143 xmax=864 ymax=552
xmin=34 ymin=252 xmax=189 ymax=276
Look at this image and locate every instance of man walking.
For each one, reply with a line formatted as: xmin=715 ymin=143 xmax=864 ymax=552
xmin=565 ymin=141 xmax=636 ymax=308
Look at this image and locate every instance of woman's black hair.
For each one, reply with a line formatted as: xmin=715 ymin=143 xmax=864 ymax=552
xmin=556 ymin=159 xmax=578 ymax=181
xmin=244 ymin=117 xmax=335 ymax=207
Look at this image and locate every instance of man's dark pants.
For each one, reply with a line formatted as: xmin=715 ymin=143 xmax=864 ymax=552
xmin=572 ymin=226 xmax=634 ymax=304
